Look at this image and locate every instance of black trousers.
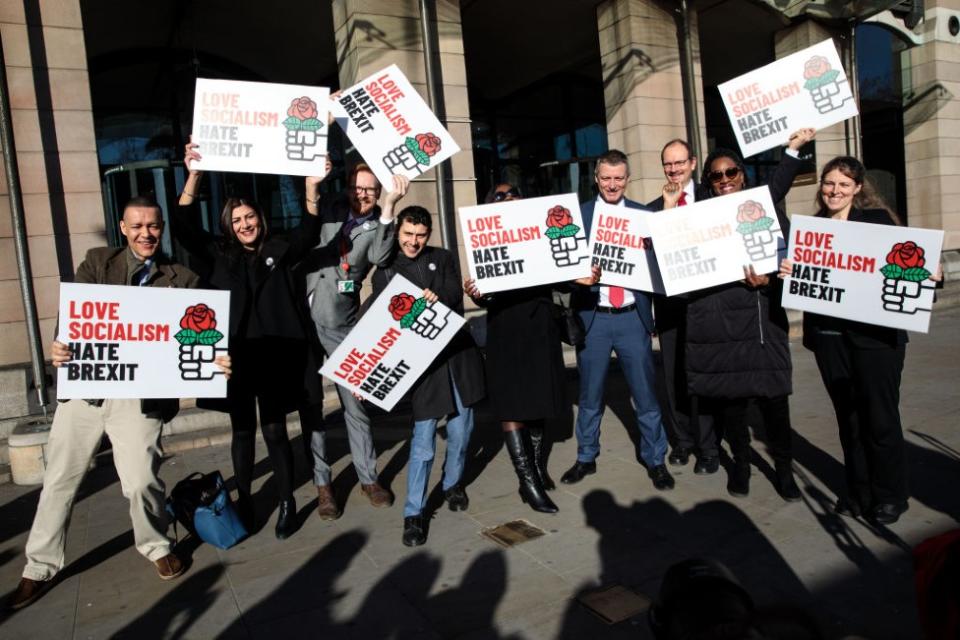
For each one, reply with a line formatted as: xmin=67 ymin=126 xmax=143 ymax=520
xmin=659 ymin=324 xmax=717 ymax=457
xmin=813 ymin=334 xmax=907 ymax=506
xmin=716 ymin=394 xmax=793 ymax=466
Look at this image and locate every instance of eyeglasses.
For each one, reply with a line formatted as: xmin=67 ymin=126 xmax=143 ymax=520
xmin=662 ymin=159 xmax=690 ymax=169
xmin=350 ymin=185 xmax=379 ymax=196
xmin=707 ymin=167 xmax=741 ymax=183
xmin=493 ymin=188 xmax=521 ymax=202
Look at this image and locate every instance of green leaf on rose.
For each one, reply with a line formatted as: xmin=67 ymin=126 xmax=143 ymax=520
xmin=559 ymin=224 xmax=580 ymax=238
xmin=901 ymin=267 xmax=931 ymax=282
xmin=410 ymin=297 xmax=428 ymax=318
xmin=300 ymin=118 xmax=323 ymax=132
xmin=282 ymin=116 xmax=302 ymax=130
xmin=197 ymin=329 xmax=224 ymax=345
xmin=175 ymin=329 xmax=198 ymax=345
xmin=545 ymin=226 xmax=563 ymax=240
xmin=400 ymin=313 xmax=416 ymax=329
xmin=880 ymin=263 xmax=904 ymax=279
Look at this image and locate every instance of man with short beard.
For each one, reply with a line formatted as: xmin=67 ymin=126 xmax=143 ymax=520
xmin=299 ymin=164 xmax=408 ymax=518
xmin=9 ymin=197 xmax=230 ymax=611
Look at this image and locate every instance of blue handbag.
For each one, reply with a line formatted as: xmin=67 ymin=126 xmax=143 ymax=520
xmin=166 ymin=471 xmax=248 ymax=550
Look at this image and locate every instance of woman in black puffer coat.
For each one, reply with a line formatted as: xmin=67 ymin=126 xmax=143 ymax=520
xmin=674 ymin=129 xmax=814 ymax=500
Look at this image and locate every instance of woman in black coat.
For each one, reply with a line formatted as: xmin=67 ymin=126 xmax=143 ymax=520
xmin=667 ymin=128 xmax=815 ymax=500
xmin=176 ymin=142 xmax=327 ymax=538
xmin=780 ymin=155 xmax=941 ymax=525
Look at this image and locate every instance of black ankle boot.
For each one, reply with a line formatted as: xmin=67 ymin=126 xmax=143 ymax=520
xmin=728 ymin=460 xmax=750 ymax=498
xmin=504 ymin=429 xmax=558 ymax=513
xmin=275 ymin=497 xmax=297 ymax=540
xmin=775 ymin=462 xmax=801 ymax=502
xmin=527 ymin=425 xmax=555 ymax=491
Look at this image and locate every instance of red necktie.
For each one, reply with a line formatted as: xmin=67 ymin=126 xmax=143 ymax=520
xmin=609 ymin=286 xmax=624 ymax=308
xmin=678 ymin=191 xmax=687 ymax=207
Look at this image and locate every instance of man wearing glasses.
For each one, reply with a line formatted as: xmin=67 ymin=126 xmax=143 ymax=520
xmin=299 ymin=163 xmax=408 ymax=518
xmin=648 ymin=140 xmax=720 ymax=476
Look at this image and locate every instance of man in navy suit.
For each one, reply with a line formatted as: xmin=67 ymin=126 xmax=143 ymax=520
xmin=560 ymin=149 xmax=673 ymax=490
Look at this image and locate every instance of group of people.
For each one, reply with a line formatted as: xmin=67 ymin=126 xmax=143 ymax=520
xmin=8 ymin=109 xmax=938 ymax=611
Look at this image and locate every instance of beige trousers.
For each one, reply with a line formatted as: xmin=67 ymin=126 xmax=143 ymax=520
xmin=22 ymin=399 xmax=171 ymax=581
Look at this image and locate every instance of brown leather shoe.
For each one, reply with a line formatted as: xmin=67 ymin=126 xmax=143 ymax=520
xmin=361 ymin=482 xmax=394 ymax=508
xmin=154 ymin=553 xmax=185 ymax=581
xmin=8 ymin=577 xmax=51 ymax=610
xmin=316 ymin=485 xmax=342 ymax=520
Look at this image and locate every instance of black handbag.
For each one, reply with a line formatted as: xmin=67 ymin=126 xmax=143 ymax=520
xmin=553 ymin=292 xmax=586 ymax=347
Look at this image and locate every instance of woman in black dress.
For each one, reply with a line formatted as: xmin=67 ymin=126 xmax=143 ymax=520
xmin=464 ymin=183 xmax=588 ymax=513
xmin=176 ymin=142 xmax=327 ymax=538
xmin=780 ymin=156 xmax=941 ymax=524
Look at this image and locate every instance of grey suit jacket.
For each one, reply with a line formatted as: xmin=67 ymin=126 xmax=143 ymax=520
xmin=301 ymin=195 xmax=396 ymax=329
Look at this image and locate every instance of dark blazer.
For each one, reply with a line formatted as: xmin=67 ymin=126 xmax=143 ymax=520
xmin=371 ymin=246 xmax=485 ymax=420
xmin=72 ymin=246 xmax=200 ymax=421
xmin=802 ymin=207 xmax=908 ymax=351
xmin=572 ymin=197 xmax=655 ymax=333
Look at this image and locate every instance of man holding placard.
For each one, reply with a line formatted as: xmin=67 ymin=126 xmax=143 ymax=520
xmin=9 ymin=198 xmax=231 ymax=611
xmin=298 ymin=163 xmax=408 ymax=517
xmin=561 ymin=150 xmax=673 ymax=491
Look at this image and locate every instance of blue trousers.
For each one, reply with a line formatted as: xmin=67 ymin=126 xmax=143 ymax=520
xmin=574 ymin=311 xmax=668 ymax=467
xmin=404 ymin=381 xmax=474 ymax=517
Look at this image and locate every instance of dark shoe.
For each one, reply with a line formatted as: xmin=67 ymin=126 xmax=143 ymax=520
xmin=445 ymin=484 xmax=469 ymax=512
xmin=775 ymin=463 xmax=801 ymax=502
xmin=527 ymin=425 xmax=556 ymax=490
xmin=236 ymin=491 xmax=255 ymax=531
xmin=275 ymin=498 xmax=298 ymax=540
xmin=834 ymin=498 xmax=863 ymax=519
xmin=402 ymin=516 xmax=427 ymax=547
xmin=727 ymin=463 xmax=750 ymax=498
xmin=668 ymin=447 xmax=692 ymax=466
xmin=154 ymin=553 xmax=185 ymax=581
xmin=315 ymin=485 xmax=341 ymax=521
xmin=560 ymin=461 xmax=596 ymax=485
xmin=361 ymin=482 xmax=394 ymax=508
xmin=870 ymin=501 xmax=908 ymax=525
xmin=694 ymin=455 xmax=719 ymax=475
xmin=504 ymin=429 xmax=558 ymax=513
xmin=649 ymin=464 xmax=675 ymax=491
xmin=8 ymin=577 xmax=52 ymax=610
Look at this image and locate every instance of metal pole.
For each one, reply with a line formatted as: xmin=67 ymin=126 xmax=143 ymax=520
xmin=679 ymin=0 xmax=702 ymax=163
xmin=846 ymin=24 xmax=862 ymax=158
xmin=0 ymin=35 xmax=50 ymax=409
xmin=418 ymin=0 xmax=457 ymax=250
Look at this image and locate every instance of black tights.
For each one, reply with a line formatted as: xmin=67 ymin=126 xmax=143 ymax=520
xmin=230 ymin=403 xmax=294 ymax=502
xmin=717 ymin=395 xmax=793 ymax=466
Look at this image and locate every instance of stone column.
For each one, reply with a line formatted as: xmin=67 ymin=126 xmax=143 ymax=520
xmin=0 ymin=0 xmax=103 ymax=420
xmin=902 ymin=1 xmax=960 ymax=249
xmin=596 ymin=0 xmax=707 ymax=203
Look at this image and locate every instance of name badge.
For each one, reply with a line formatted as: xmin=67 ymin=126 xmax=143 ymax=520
xmin=337 ymin=280 xmax=356 ymax=293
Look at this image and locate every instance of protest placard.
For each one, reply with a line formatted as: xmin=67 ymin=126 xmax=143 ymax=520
xmin=320 ymin=274 xmax=466 ymax=411
xmin=719 ymin=39 xmax=858 ymax=158
xmin=647 ymin=186 xmax=783 ymax=296
xmin=56 ymin=284 xmax=230 ymax=399
xmin=587 ymin=201 xmax=663 ymax=293
xmin=334 ymin=64 xmax=460 ymax=187
xmin=459 ymin=193 xmax=591 ymax=295
xmin=781 ymin=215 xmax=943 ymax=333
xmin=191 ymin=78 xmax=329 ymax=177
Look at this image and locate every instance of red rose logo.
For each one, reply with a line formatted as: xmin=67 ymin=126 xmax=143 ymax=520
xmin=287 ymin=97 xmax=318 ymax=121
xmin=546 ymin=205 xmax=573 ymax=228
xmin=886 ymin=241 xmax=925 ymax=270
xmin=389 ymin=293 xmax=416 ymax=321
xmin=736 ymin=200 xmax=765 ymax=223
xmin=415 ymin=133 xmax=441 ymax=157
xmin=180 ymin=304 xmax=217 ymax=332
xmin=803 ymin=56 xmax=830 ymax=80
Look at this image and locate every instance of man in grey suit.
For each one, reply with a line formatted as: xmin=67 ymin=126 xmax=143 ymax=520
xmin=301 ymin=163 xmax=408 ymax=518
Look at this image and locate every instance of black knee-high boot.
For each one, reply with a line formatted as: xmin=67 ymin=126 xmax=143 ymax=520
xmin=527 ymin=424 xmax=555 ymax=491
xmin=504 ymin=429 xmax=557 ymax=513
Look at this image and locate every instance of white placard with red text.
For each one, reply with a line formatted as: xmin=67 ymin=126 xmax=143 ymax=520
xmin=587 ymin=201 xmax=664 ymax=293
xmin=56 ymin=283 xmax=231 ymax=399
xmin=646 ymin=186 xmax=783 ymax=296
xmin=319 ymin=274 xmax=465 ymax=411
xmin=719 ymin=39 xmax=859 ymax=158
xmin=458 ymin=193 xmax=592 ymax=295
xmin=781 ymin=215 xmax=943 ymax=333
xmin=335 ymin=65 xmax=460 ymax=188
xmin=191 ymin=78 xmax=329 ymax=177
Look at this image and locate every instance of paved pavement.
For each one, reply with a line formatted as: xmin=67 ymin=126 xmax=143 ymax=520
xmin=0 ymin=308 xmax=958 ymax=639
